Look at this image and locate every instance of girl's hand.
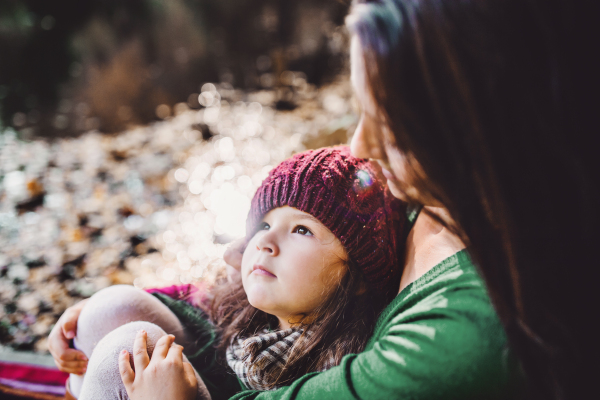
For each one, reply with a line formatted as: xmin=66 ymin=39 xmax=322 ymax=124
xmin=48 ymin=299 xmax=89 ymax=375
xmin=119 ymin=331 xmax=198 ymax=400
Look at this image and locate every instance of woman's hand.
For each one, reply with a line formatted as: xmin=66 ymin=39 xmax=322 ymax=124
xmin=224 ymin=238 xmax=245 ymax=282
xmin=119 ymin=330 xmax=198 ymax=400
xmin=223 ymin=238 xmax=246 ymax=282
xmin=48 ymin=299 xmax=89 ymax=375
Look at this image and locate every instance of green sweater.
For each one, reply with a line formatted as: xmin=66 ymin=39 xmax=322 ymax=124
xmin=230 ymin=250 xmax=519 ymax=400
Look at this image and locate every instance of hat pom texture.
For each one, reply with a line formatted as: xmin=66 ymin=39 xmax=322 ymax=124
xmin=246 ymin=146 xmax=404 ymax=289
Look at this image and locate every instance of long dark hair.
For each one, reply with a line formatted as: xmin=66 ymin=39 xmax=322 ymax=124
xmin=348 ymin=0 xmax=600 ymax=399
xmin=208 ymin=258 xmax=392 ymax=389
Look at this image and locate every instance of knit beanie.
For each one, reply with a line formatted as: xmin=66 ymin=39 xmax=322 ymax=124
xmin=246 ymin=146 xmax=405 ymax=290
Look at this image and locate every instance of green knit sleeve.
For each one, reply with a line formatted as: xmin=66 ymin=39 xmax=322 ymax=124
xmin=229 ymin=252 xmax=521 ymax=400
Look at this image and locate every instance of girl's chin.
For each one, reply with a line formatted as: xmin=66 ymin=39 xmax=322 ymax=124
xmin=247 ymin=298 xmax=270 ymax=313
xmin=245 ymin=287 xmax=275 ymax=311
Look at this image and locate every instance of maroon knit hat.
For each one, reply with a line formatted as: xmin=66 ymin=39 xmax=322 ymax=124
xmin=246 ymin=146 xmax=405 ymax=290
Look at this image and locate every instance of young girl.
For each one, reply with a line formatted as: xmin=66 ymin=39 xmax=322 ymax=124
xmin=54 ymin=146 xmax=404 ymax=400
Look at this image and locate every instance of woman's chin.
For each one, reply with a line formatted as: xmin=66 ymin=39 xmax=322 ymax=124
xmin=386 ymin=179 xmax=409 ymax=201
xmin=387 ymin=178 xmax=441 ymax=206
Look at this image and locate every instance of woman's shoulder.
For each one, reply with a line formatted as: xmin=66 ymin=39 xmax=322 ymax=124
xmin=370 ymin=249 xmax=511 ymax=367
xmin=361 ymin=250 xmax=520 ymax=398
xmin=404 ymin=249 xmax=486 ymax=300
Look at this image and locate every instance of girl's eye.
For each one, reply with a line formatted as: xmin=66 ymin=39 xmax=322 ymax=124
xmin=259 ymin=222 xmax=270 ymax=231
xmin=293 ymin=225 xmax=313 ymax=236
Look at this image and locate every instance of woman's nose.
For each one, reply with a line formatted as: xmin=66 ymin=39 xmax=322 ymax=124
xmin=350 ymin=117 xmax=370 ymax=159
xmin=256 ymin=233 xmax=279 ymax=256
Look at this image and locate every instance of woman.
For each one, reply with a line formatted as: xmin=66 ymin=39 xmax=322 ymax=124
xmin=227 ymin=0 xmax=598 ymax=398
xmin=51 ymin=0 xmax=598 ymax=399
xmin=344 ymin=1 xmax=598 ymax=399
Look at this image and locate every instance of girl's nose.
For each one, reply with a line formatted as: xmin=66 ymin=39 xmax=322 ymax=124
xmin=256 ymin=233 xmax=279 ymax=256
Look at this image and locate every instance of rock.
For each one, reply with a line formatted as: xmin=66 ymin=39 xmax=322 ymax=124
xmin=16 ymin=292 xmax=42 ymax=314
xmin=7 ymin=264 xmax=29 ymax=283
xmin=0 ymin=279 xmax=17 ymax=299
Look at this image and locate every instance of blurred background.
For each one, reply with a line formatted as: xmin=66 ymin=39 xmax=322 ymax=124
xmin=0 ymin=0 xmax=358 ymax=353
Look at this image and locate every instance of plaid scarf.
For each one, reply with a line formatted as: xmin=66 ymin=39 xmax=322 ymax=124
xmin=225 ymin=327 xmax=304 ymax=391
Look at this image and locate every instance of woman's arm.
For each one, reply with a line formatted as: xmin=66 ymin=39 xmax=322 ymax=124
xmin=229 ymin=257 xmax=519 ymax=400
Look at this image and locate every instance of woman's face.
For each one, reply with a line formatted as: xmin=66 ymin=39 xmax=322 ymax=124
xmin=241 ymin=206 xmax=347 ymax=329
xmin=350 ymin=36 xmax=436 ymax=205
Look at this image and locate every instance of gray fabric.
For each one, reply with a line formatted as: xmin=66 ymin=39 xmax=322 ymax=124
xmin=69 ymin=285 xmax=210 ymax=400
xmin=226 ymin=327 xmax=301 ymax=391
xmin=226 ymin=328 xmax=335 ymax=391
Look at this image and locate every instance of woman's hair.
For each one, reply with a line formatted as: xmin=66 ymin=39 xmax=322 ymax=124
xmin=347 ymin=1 xmax=599 ymax=399
xmin=208 ymin=258 xmax=391 ymax=389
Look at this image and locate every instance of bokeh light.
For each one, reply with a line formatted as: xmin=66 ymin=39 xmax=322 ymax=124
xmin=0 ymin=72 xmax=357 ymax=352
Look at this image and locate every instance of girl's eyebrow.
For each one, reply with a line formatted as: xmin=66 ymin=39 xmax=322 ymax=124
xmin=296 ymin=214 xmax=324 ymax=229
xmin=293 ymin=214 xmax=322 ymax=225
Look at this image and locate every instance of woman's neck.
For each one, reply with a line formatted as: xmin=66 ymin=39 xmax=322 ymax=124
xmin=398 ymin=206 xmax=466 ymax=294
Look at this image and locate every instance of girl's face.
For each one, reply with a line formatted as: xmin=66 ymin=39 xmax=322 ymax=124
xmin=241 ymin=206 xmax=347 ymax=329
xmin=349 ymin=36 xmax=439 ymax=206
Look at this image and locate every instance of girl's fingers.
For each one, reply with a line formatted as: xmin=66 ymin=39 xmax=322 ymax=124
xmin=151 ymin=334 xmax=175 ymax=363
xmin=133 ymin=330 xmax=150 ymax=371
xmin=165 ymin=342 xmax=184 ymax=363
xmin=183 ymin=362 xmax=198 ymax=387
xmin=58 ymin=348 xmax=88 ymax=363
xmin=55 ymin=360 xmax=88 ymax=374
xmin=60 ymin=301 xmax=86 ymax=339
xmin=61 ymin=311 xmax=78 ymax=339
xmin=119 ymin=350 xmax=135 ymax=388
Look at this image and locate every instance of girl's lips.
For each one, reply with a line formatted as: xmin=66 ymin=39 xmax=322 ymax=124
xmin=252 ymin=265 xmax=276 ymax=278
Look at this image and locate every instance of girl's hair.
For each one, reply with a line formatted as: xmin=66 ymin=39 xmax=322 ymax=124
xmin=347 ymin=1 xmax=600 ymax=399
xmin=208 ymin=258 xmax=389 ymax=389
